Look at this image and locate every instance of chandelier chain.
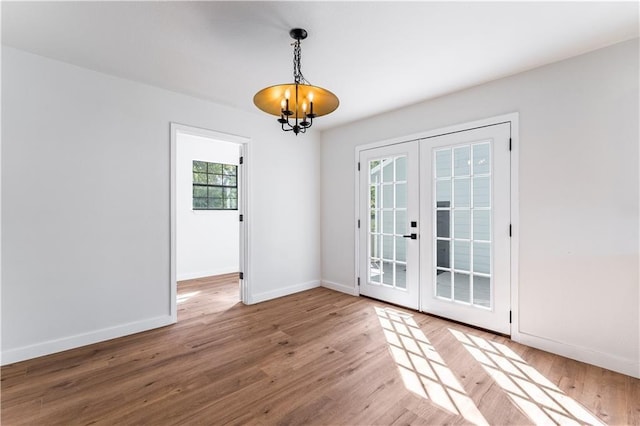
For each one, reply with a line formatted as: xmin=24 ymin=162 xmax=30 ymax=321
xmin=292 ymin=40 xmax=310 ymax=85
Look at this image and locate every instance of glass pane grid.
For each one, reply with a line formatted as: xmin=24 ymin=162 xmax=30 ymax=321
xmin=433 ymin=143 xmax=492 ymax=309
xmin=192 ymin=160 xmax=238 ymax=210
xmin=368 ymin=156 xmax=409 ymax=291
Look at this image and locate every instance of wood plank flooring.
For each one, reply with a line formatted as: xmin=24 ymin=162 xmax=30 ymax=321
xmin=2 ymin=274 xmax=639 ymax=425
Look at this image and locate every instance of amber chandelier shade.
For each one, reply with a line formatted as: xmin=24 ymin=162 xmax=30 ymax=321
xmin=253 ymin=28 xmax=339 ymax=135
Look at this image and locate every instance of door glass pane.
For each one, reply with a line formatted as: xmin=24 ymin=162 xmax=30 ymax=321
xmin=473 ymin=176 xmax=490 ymax=207
xmin=454 ymin=241 xmax=470 ymax=271
xmin=370 ymin=234 xmax=380 ymax=259
xmin=473 ymin=143 xmax=490 ymax=175
xmin=383 ymin=235 xmax=393 ymax=260
xmin=473 ymin=242 xmax=490 ymax=274
xmin=396 ymin=210 xmax=407 ymax=235
xmin=453 ymin=210 xmax=470 ymax=239
xmin=454 ymin=146 xmax=470 ymax=176
xmin=370 ymin=185 xmax=377 ymax=210
xmin=382 ymin=261 xmax=393 ymax=285
xmin=436 ymin=181 xmax=451 ymax=205
xmin=395 ymin=183 xmax=406 ymax=208
xmin=383 ymin=211 xmax=394 ymax=234
xmin=453 ymin=273 xmax=470 ymax=302
xmin=436 ymin=270 xmax=452 ymax=299
xmin=371 ymin=210 xmax=379 ymax=233
xmin=382 ymin=159 xmax=394 ymax=182
xmin=473 ymin=210 xmax=490 ymax=241
xmin=435 ymin=150 xmax=451 ymax=178
xmin=473 ymin=275 xmax=490 ymax=308
xmin=395 ymin=264 xmax=407 ymax=289
xmin=370 ymin=259 xmax=381 ymax=283
xmin=454 ymin=178 xmax=470 ymax=207
xmin=436 ymin=211 xmax=450 ymax=238
xmin=436 ymin=240 xmax=450 ymax=268
xmin=396 ymin=156 xmax=407 ymax=181
xmin=396 ymin=237 xmax=407 ymax=262
xmin=383 ymin=184 xmax=393 ymax=208
xmin=370 ymin=160 xmax=381 ymax=184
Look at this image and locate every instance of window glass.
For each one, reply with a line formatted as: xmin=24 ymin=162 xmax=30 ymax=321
xmin=192 ymin=160 xmax=238 ymax=210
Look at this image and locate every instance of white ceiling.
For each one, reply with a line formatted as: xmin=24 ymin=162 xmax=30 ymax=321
xmin=2 ymin=1 xmax=638 ymax=129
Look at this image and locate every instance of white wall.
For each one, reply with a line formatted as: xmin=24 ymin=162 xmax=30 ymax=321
xmin=1 ymin=47 xmax=322 ymax=364
xmin=177 ymin=133 xmax=239 ymax=281
xmin=321 ymin=39 xmax=639 ymax=377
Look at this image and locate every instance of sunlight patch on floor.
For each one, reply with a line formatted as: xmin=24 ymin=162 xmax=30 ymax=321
xmin=450 ymin=328 xmax=606 ymax=426
xmin=177 ymin=291 xmax=201 ymax=304
xmin=375 ymin=307 xmax=489 ymax=426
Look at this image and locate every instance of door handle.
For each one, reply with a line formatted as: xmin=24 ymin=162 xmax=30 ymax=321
xmin=403 ymin=233 xmax=417 ymax=240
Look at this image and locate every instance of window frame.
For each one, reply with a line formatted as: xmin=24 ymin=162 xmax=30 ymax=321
xmin=192 ymin=160 xmax=238 ymax=211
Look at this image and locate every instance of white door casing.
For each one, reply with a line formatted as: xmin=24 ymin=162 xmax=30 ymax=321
xmin=356 ymin=118 xmax=512 ymax=335
xmin=170 ymin=123 xmax=251 ymax=320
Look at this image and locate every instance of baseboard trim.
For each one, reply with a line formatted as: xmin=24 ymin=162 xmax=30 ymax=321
xmin=1 ymin=315 xmax=175 ymax=366
xmin=250 ymin=280 xmax=321 ymax=304
xmin=321 ymin=280 xmax=358 ymax=296
xmin=512 ymin=331 xmax=639 ymax=379
xmin=177 ymin=267 xmax=239 ymax=281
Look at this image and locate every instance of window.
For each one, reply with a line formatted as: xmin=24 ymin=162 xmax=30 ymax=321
xmin=192 ymin=160 xmax=238 ymax=210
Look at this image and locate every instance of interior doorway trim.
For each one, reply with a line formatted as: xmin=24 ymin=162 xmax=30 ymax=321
xmin=353 ymin=112 xmax=519 ymax=331
xmin=170 ymin=123 xmax=252 ymax=321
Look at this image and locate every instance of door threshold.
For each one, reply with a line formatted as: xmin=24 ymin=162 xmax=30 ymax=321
xmin=361 ymin=294 xmax=510 ymax=338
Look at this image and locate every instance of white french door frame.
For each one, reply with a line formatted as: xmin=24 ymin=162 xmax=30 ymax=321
xmin=170 ymin=123 xmax=252 ymax=322
xmin=358 ymin=142 xmax=420 ymax=309
xmin=354 ymin=113 xmax=519 ymax=334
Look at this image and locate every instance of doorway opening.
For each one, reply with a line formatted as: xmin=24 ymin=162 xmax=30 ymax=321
xmin=170 ymin=123 xmax=250 ymax=322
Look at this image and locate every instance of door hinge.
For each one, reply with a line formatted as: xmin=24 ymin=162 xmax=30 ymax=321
xmin=239 ymin=272 xmax=244 ymax=280
xmin=357 ymin=219 xmax=360 ymax=228
xmin=239 ymin=214 xmax=244 ymax=222
xmin=357 ymin=277 xmax=360 ymax=286
xmin=509 ymin=138 xmax=512 ymax=151
xmin=509 ymin=224 xmax=512 ymax=237
xmin=357 ymin=162 xmax=361 ymax=171
xmin=509 ymin=310 xmax=512 ymax=324
xmin=239 ymin=156 xmax=244 ymax=165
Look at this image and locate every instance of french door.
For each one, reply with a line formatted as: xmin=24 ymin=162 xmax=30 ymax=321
xmin=359 ymin=142 xmax=420 ymax=309
xmin=358 ymin=123 xmax=511 ymax=334
xmin=420 ymin=123 xmax=511 ymax=334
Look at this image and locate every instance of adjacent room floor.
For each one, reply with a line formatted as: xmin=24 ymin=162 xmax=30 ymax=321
xmin=2 ymin=274 xmax=638 ymax=425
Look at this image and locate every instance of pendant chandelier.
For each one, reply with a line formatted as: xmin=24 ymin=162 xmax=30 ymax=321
xmin=253 ymin=28 xmax=339 ymax=135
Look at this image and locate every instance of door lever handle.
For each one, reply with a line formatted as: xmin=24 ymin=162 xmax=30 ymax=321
xmin=403 ymin=233 xmax=417 ymax=240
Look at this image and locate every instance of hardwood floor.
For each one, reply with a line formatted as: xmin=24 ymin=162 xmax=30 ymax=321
xmin=2 ymin=274 xmax=639 ymax=425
